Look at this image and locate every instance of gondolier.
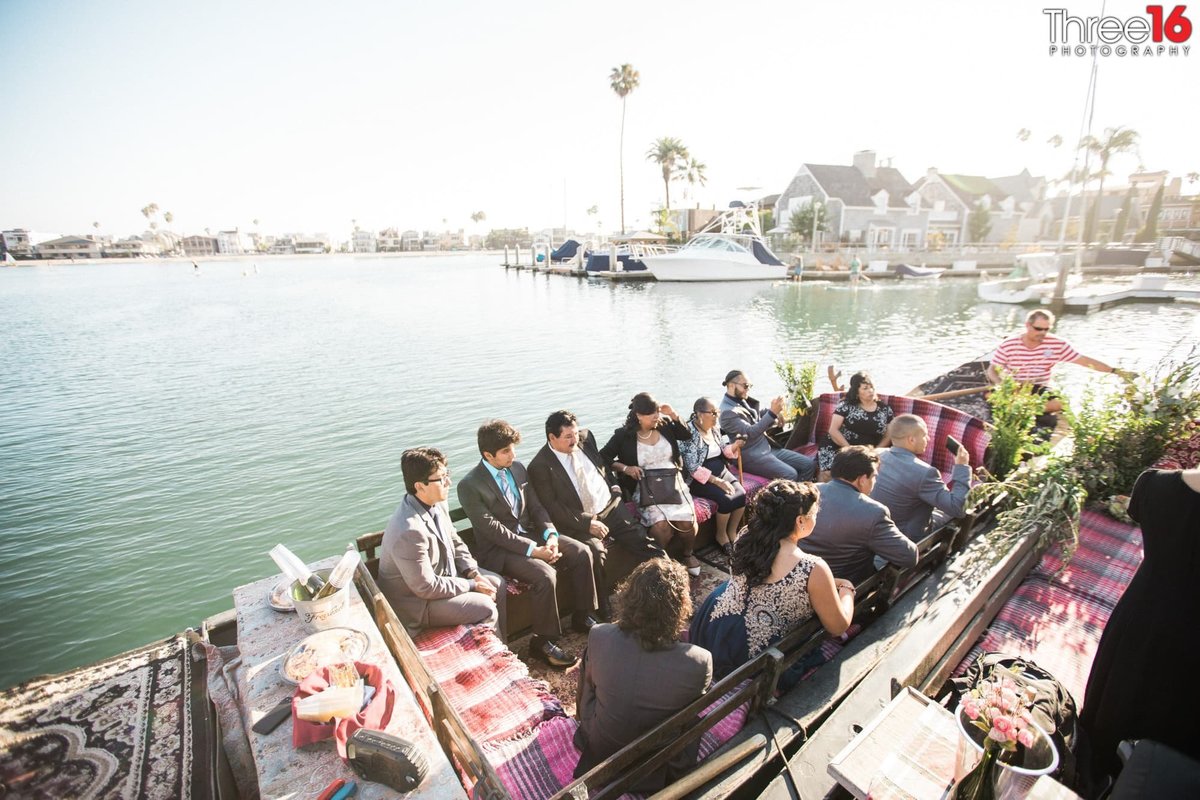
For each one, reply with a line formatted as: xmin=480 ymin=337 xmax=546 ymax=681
xmin=985 ymin=309 xmax=1131 ymax=413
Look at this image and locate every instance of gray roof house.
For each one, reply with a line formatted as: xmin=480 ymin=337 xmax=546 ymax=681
xmin=774 ymin=151 xmax=929 ymax=250
xmin=912 ymin=168 xmax=1049 ymax=244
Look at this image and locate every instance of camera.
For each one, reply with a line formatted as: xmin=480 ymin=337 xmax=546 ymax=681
xmin=346 ymin=728 xmax=429 ymax=792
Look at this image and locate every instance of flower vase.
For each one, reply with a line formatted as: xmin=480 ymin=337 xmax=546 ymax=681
xmin=954 ymin=743 xmax=999 ymax=800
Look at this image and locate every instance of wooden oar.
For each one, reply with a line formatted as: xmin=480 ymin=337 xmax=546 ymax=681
xmin=910 ymin=384 xmax=993 ymax=403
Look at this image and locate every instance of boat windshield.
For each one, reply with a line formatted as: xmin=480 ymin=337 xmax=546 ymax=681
xmin=683 ymin=234 xmax=752 ymax=254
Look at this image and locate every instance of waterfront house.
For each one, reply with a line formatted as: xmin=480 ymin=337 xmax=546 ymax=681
xmin=911 ymin=168 xmax=1047 ymax=245
xmin=217 ymin=230 xmax=247 ymax=255
xmin=401 ymin=230 xmax=422 ymax=251
xmin=293 ymin=234 xmax=328 ymax=254
xmin=774 ymin=151 xmax=929 ymax=251
xmin=104 ymin=235 xmax=162 ymax=258
xmin=352 ymin=229 xmax=377 ymax=253
xmin=35 ymin=235 xmax=102 ymax=259
xmin=181 ymin=235 xmax=218 ymax=257
xmin=1 ymin=229 xmax=36 ymax=259
xmin=377 ymin=228 xmax=403 ymax=252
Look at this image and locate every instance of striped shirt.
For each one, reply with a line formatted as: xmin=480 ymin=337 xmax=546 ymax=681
xmin=990 ymin=334 xmax=1080 ymax=384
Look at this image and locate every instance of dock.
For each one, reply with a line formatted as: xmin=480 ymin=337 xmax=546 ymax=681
xmin=1058 ymin=285 xmax=1200 ymax=313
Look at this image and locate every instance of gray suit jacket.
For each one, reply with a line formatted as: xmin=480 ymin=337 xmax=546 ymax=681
xmin=870 ymin=447 xmax=971 ymax=542
xmin=802 ymin=479 xmax=918 ymax=584
xmin=378 ymin=494 xmax=479 ymax=626
xmin=456 ymin=460 xmax=552 ymax=572
xmin=575 ymin=623 xmax=712 ymax=791
xmin=718 ymin=393 xmax=778 ymax=461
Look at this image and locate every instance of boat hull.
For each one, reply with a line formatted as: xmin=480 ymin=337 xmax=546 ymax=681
xmin=641 ymin=253 xmax=788 ymax=282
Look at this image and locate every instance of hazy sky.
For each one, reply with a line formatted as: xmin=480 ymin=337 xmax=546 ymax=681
xmin=1 ymin=0 xmax=1195 ymax=238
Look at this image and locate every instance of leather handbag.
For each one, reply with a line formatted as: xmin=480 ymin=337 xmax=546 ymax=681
xmin=639 ymin=468 xmax=684 ymax=507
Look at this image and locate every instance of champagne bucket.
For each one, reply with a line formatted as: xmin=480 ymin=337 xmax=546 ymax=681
xmin=291 ymin=569 xmax=354 ymax=632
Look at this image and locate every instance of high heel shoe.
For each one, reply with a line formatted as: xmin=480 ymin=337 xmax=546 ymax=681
xmin=682 ymin=554 xmax=701 ymax=576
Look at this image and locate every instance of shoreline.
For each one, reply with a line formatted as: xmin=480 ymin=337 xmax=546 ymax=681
xmin=1 ymin=249 xmax=506 ymax=268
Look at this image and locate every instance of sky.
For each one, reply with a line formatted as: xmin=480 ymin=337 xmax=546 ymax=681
xmin=1 ymin=0 xmax=1196 ymax=239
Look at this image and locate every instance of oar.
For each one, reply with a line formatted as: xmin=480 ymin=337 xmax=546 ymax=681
xmin=827 ymin=364 xmax=844 ymax=392
xmin=910 ymin=385 xmax=993 ymax=403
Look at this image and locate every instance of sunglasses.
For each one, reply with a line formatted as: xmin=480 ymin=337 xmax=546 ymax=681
xmin=422 ymin=472 xmax=452 ymax=485
xmin=1030 ymin=325 xmax=1050 ymax=332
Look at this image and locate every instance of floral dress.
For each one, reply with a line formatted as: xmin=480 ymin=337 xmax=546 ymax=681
xmin=688 ymin=553 xmax=821 ymax=681
xmin=818 ymin=399 xmax=895 ymax=472
xmin=635 ymin=436 xmax=695 ymax=526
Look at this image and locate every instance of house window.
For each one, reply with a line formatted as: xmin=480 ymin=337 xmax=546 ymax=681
xmin=901 ymin=230 xmax=920 ymax=249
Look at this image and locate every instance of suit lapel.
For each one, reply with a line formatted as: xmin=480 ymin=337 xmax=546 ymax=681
xmin=541 ymin=443 xmax=585 ymax=510
xmin=407 ymin=495 xmax=451 ymax=566
xmin=473 ymin=461 xmax=519 ymax=523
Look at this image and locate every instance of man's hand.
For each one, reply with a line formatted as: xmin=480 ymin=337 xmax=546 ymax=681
xmin=1114 ymin=368 xmax=1136 ymax=381
xmin=532 ymin=545 xmax=562 ymax=564
xmin=769 ymin=396 xmax=785 ymax=416
xmin=588 ymin=519 xmax=609 ymax=539
xmin=954 ymin=446 xmax=971 ymax=467
xmin=472 ymin=577 xmax=497 ymax=598
xmin=544 ymin=535 xmax=560 ymax=558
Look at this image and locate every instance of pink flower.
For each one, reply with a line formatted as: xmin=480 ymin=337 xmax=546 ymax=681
xmin=993 ymin=715 xmax=1014 ymax=734
xmin=1017 ymin=729 xmax=1036 ymax=748
xmin=988 ymin=728 xmax=1010 ymax=744
xmin=964 ymin=700 xmax=981 ymax=720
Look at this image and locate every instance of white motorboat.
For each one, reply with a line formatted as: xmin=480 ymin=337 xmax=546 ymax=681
xmin=977 ymin=253 xmax=1076 ymax=304
xmin=640 ymin=203 xmax=789 ymax=282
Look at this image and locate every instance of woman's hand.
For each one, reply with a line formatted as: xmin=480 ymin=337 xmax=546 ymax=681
xmin=711 ymin=477 xmax=732 ymax=495
xmin=622 ymin=464 xmax=644 ymax=480
xmin=658 ymin=403 xmax=679 ymax=421
xmin=728 ymin=438 xmax=744 ymax=454
xmin=828 ymin=414 xmax=848 ymax=447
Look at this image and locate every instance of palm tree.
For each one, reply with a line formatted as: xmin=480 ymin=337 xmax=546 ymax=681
xmin=163 ymin=211 xmax=174 ymax=226
xmin=609 ymin=64 xmax=640 ymax=234
xmin=1187 ymin=172 xmax=1199 ymax=185
xmin=470 ymin=211 xmax=486 ymax=224
xmin=1017 ymin=128 xmax=1031 ymax=142
xmin=1079 ymin=126 xmax=1140 ymax=242
xmin=646 ymin=137 xmax=689 ymax=212
xmin=680 ymin=157 xmax=707 ymax=202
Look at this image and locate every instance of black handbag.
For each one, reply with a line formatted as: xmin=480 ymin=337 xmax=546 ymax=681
xmin=638 ymin=468 xmax=684 ymax=507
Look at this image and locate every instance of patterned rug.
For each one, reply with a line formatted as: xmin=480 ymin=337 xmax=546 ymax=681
xmin=0 ymin=634 xmax=203 ymax=800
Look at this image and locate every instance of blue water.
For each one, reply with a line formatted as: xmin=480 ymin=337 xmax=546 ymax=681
xmin=0 ymin=254 xmax=1196 ymax=688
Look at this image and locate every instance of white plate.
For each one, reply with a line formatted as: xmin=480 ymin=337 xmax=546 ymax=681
xmin=280 ymin=627 xmax=369 ymax=685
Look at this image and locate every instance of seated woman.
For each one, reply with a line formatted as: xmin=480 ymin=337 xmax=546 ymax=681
xmin=602 ymin=392 xmax=701 ymax=575
xmin=679 ymin=396 xmax=747 ymax=559
xmin=689 ymin=480 xmax=855 ymax=688
xmin=573 ymin=559 xmax=712 ymax=792
xmin=817 ymin=371 xmax=893 ymax=480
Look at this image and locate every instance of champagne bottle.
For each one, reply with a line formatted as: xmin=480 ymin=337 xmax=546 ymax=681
xmin=313 ymin=547 xmax=360 ymax=600
xmin=269 ymin=544 xmax=325 ymax=600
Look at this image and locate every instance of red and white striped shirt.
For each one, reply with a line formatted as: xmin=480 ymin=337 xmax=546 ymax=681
xmin=990 ymin=334 xmax=1080 ymax=384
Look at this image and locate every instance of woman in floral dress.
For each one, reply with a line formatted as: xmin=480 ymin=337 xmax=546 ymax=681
xmin=817 ymin=371 xmax=893 ymax=479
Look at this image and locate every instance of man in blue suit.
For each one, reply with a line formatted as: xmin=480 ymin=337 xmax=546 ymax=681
xmin=871 ymin=414 xmax=972 ymax=542
xmin=801 ymin=446 xmax=917 ymax=585
xmin=718 ymin=369 xmax=816 ymax=480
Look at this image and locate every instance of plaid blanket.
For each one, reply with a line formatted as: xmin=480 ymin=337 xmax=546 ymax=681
xmin=801 ymin=393 xmax=990 ymax=482
xmin=953 ymin=510 xmax=1143 ymax=702
xmin=412 ymin=625 xmax=564 ymax=747
xmin=490 ymin=685 xmax=751 ymax=800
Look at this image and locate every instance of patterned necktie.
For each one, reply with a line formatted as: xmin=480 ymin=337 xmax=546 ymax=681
xmin=570 ymin=451 xmax=603 ymax=515
xmin=498 ymin=469 xmax=519 ymax=517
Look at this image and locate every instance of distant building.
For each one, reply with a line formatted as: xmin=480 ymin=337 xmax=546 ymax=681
xmin=36 ymin=235 xmax=102 ymax=259
xmin=401 ymin=230 xmax=422 ymax=251
xmin=104 ymin=235 xmax=162 ymax=258
xmin=217 ymin=230 xmax=247 ymax=255
xmin=913 ymin=168 xmax=1047 ymax=245
xmin=269 ymin=236 xmax=295 ymax=255
xmin=1 ymin=229 xmax=35 ymax=259
xmin=378 ymin=228 xmax=403 ymax=252
xmin=181 ymin=235 xmax=219 ymax=257
xmin=293 ymin=234 xmax=328 ymax=254
xmin=352 ymin=229 xmax=377 ymax=253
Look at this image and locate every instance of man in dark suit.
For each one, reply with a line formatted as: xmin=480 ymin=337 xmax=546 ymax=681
xmin=718 ymin=369 xmax=816 ymax=480
xmin=378 ymin=447 xmax=502 ymax=631
xmin=801 ymin=445 xmax=917 ymax=585
xmin=870 ymin=414 xmax=972 ymax=542
xmin=528 ymin=410 xmax=663 ymax=620
xmin=457 ymin=420 xmax=597 ymax=668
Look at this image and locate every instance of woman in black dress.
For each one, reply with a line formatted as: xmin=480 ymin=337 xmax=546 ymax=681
xmin=1077 ymin=467 xmax=1200 ymax=795
xmin=817 ymin=371 xmax=893 ymax=480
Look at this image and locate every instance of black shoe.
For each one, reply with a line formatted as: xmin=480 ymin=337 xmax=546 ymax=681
xmin=595 ymin=601 xmax=612 ymax=623
xmin=529 ymin=637 xmax=576 ymax=668
xmin=571 ymin=613 xmax=598 ymax=634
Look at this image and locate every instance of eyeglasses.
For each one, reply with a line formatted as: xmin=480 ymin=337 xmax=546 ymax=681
xmin=422 ymin=472 xmax=452 ymax=485
xmin=735 ymin=382 xmax=753 ymax=390
xmin=697 ymin=410 xmax=718 ymax=416
xmin=1030 ymin=325 xmax=1050 ymax=332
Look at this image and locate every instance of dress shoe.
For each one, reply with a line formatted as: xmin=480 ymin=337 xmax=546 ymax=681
xmin=682 ymin=554 xmax=702 ymax=577
xmin=571 ymin=612 xmax=598 ymax=634
xmin=529 ymin=637 xmax=576 ymax=669
xmin=595 ymin=601 xmax=612 ymax=623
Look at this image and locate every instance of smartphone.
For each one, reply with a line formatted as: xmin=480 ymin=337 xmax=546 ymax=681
xmin=945 ymin=435 xmax=962 ymax=455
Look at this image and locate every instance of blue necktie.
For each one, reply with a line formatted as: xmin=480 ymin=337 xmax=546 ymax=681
xmin=498 ymin=470 xmax=520 ymax=517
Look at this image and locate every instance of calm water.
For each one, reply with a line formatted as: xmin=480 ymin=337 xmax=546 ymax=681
xmin=1 ymin=254 xmax=1196 ymax=688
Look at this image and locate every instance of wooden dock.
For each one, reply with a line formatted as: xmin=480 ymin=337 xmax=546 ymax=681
xmin=1059 ymin=286 xmax=1200 ymax=313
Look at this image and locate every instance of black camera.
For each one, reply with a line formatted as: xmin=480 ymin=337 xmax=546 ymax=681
xmin=346 ymin=728 xmax=429 ymax=792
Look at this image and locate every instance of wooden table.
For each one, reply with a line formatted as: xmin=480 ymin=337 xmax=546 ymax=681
xmin=233 ymin=562 xmax=466 ymax=800
xmin=828 ymin=688 xmax=1081 ymax=800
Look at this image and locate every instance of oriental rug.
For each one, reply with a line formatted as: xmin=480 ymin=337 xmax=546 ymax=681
xmin=0 ymin=633 xmax=204 ymax=800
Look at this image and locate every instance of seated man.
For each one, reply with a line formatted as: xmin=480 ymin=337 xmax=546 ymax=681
xmin=528 ymin=410 xmax=663 ymax=620
xmin=870 ymin=414 xmax=972 ymax=542
xmin=718 ymin=369 xmax=816 ymax=480
xmin=801 ymin=446 xmax=917 ymax=585
xmin=378 ymin=447 xmax=502 ymax=632
xmin=457 ymin=420 xmax=597 ymax=669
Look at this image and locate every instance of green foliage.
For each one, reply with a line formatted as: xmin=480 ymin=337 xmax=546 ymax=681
xmin=984 ymin=374 xmax=1049 ymax=479
xmin=1134 ymin=184 xmax=1164 ymax=243
xmin=774 ymin=359 xmax=818 ymax=420
xmin=759 ymin=209 xmax=774 ymax=235
xmin=646 ymin=137 xmax=690 ymax=211
xmin=968 ymin=201 xmax=993 ymax=243
xmin=969 ymin=456 xmax=1085 ymax=559
xmin=1067 ymin=346 xmax=1200 ymax=501
xmin=787 ymin=203 xmax=826 ymax=242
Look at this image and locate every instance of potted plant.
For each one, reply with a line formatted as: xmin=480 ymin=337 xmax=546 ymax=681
xmin=775 ymin=359 xmax=818 ymax=449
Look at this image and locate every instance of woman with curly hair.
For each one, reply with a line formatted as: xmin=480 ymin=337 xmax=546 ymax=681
xmin=573 ymin=559 xmax=713 ymax=791
xmin=689 ymin=480 xmax=855 ymax=686
xmin=817 ymin=371 xmax=893 ymax=480
xmin=601 ymin=392 xmax=700 ymax=574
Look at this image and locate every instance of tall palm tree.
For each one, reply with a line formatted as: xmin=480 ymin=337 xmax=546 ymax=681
xmin=470 ymin=211 xmax=486 ymax=224
xmin=1079 ymin=126 xmax=1139 ymax=242
xmin=680 ymin=157 xmax=707 ymax=202
xmin=646 ymin=137 xmax=689 ymax=212
xmin=609 ymin=64 xmax=640 ymax=234
xmin=163 ymin=211 xmax=174 ymax=226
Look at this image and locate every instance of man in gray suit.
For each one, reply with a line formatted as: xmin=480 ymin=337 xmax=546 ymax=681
xmin=718 ymin=369 xmax=816 ymax=480
xmin=801 ymin=446 xmax=917 ymax=585
xmin=378 ymin=447 xmax=502 ymax=631
xmin=871 ymin=414 xmax=972 ymax=542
